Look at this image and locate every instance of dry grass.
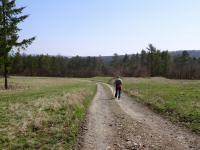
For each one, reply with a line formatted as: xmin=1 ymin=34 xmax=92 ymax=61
xmin=0 ymin=76 xmax=96 ymax=149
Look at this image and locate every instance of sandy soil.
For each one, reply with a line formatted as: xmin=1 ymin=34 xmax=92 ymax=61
xmin=76 ymin=83 xmax=200 ymax=150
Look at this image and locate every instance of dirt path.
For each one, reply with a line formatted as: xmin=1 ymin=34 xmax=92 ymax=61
xmin=76 ymin=83 xmax=200 ymax=150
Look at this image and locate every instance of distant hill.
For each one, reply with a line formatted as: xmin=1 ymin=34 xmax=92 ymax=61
xmin=100 ymin=56 xmax=113 ymax=64
xmin=170 ymin=50 xmax=200 ymax=58
xmin=101 ymin=50 xmax=200 ymax=64
xmin=101 ymin=55 xmax=124 ymax=64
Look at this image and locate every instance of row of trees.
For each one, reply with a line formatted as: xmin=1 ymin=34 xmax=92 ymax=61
xmin=6 ymin=53 xmax=105 ymax=77
xmin=110 ymin=44 xmax=200 ymax=79
xmin=110 ymin=44 xmax=170 ymax=77
xmin=1 ymin=44 xmax=200 ymax=80
xmin=169 ymin=51 xmax=200 ymax=79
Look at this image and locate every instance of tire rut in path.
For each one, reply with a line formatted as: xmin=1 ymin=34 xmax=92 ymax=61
xmin=76 ymin=83 xmax=200 ymax=150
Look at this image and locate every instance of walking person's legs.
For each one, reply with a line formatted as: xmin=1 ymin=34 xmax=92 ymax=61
xmin=115 ymin=86 xmax=121 ymax=99
xmin=115 ymin=87 xmax=118 ymax=98
xmin=118 ymin=89 xmax=121 ymax=99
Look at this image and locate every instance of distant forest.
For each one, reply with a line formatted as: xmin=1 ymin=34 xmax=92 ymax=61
xmin=0 ymin=44 xmax=200 ymax=79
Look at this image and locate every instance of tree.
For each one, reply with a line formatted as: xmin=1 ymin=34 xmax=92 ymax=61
xmin=111 ymin=53 xmax=122 ymax=75
xmin=161 ymin=51 xmax=171 ymax=77
xmin=141 ymin=49 xmax=147 ymax=66
xmin=0 ymin=0 xmax=35 ymax=89
xmin=146 ymin=44 xmax=157 ymax=76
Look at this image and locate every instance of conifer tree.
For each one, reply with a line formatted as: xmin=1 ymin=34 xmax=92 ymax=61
xmin=0 ymin=0 xmax=35 ymax=89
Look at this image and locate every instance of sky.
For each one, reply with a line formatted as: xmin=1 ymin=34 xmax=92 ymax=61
xmin=16 ymin=0 xmax=200 ymax=56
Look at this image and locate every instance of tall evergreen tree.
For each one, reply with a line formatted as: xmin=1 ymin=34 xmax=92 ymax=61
xmin=0 ymin=0 xmax=35 ymax=89
xmin=146 ymin=44 xmax=156 ymax=75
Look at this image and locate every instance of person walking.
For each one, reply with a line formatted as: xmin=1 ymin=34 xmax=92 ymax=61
xmin=114 ymin=76 xmax=123 ymax=99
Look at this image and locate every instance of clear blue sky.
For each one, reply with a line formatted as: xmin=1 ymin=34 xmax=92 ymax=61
xmin=16 ymin=0 xmax=200 ymax=56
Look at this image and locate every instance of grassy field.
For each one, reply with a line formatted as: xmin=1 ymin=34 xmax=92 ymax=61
xmin=0 ymin=76 xmax=96 ymax=149
xmin=122 ymin=77 xmax=200 ymax=134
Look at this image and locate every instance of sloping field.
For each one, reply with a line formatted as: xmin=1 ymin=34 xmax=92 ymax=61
xmin=0 ymin=77 xmax=96 ymax=149
xmin=123 ymin=77 xmax=200 ymax=134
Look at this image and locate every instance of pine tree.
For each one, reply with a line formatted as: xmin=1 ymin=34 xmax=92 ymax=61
xmin=146 ymin=44 xmax=157 ymax=76
xmin=0 ymin=0 xmax=35 ymax=89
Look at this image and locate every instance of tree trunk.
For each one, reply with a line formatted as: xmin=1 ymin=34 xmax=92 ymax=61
xmin=4 ymin=55 xmax=8 ymax=89
xmin=2 ymin=1 xmax=8 ymax=89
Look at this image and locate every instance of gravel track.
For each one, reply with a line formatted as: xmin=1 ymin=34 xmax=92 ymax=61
xmin=76 ymin=83 xmax=200 ymax=150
